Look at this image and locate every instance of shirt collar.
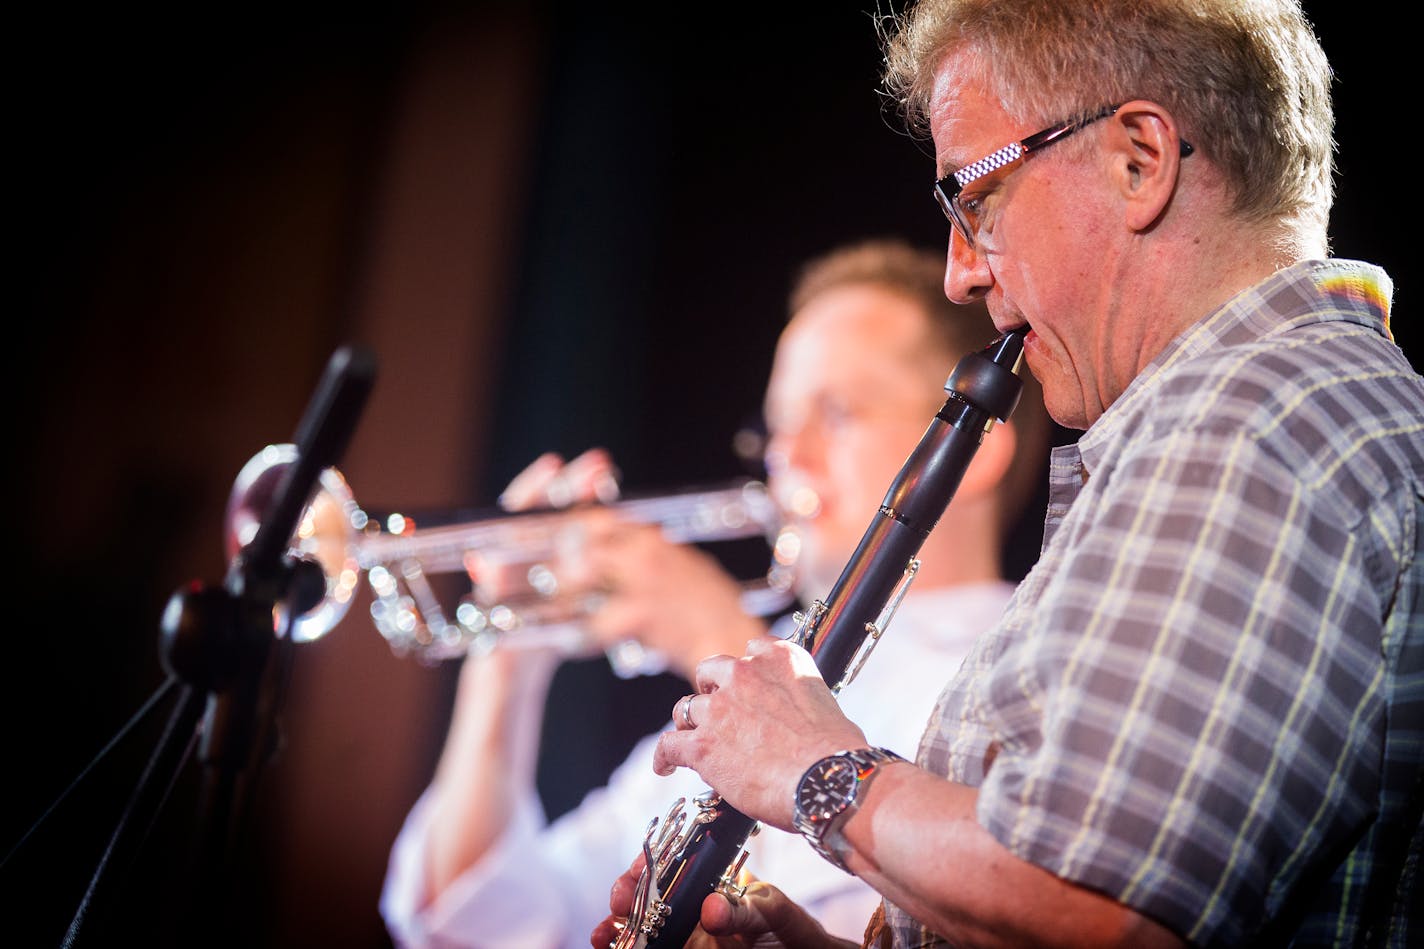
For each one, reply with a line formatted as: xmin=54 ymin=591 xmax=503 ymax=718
xmin=1075 ymin=258 xmax=1393 ymax=474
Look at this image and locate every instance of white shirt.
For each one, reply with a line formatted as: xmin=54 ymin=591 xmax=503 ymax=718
xmin=380 ymin=582 xmax=1015 ymax=947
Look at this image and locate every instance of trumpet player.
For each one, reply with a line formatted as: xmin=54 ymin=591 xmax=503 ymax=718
xmin=379 ymin=239 xmax=1050 ymax=947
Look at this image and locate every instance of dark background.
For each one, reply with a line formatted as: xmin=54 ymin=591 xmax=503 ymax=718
xmin=3 ymin=3 xmax=1411 ymax=947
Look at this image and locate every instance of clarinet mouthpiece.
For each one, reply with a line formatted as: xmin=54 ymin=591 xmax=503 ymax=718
xmin=944 ymin=328 xmax=1026 ymax=422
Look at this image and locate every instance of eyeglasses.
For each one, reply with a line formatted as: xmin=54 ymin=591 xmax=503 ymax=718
xmin=933 ymin=103 xmax=1194 ymax=248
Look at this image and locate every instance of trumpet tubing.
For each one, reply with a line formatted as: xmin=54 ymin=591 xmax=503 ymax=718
xmin=226 ymin=445 xmax=797 ymax=663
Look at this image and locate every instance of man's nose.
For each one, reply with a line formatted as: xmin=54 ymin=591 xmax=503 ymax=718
xmin=766 ymin=418 xmax=826 ymax=477
xmin=944 ymin=227 xmax=993 ymax=304
xmin=765 ymin=427 xmax=825 ymax=518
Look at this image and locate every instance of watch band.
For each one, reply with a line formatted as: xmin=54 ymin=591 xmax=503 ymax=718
xmin=793 ymin=746 xmax=905 ymax=873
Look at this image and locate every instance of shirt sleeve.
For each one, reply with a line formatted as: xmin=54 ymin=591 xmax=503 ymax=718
xmin=381 ymin=788 xmax=567 ymax=947
xmin=379 ymin=730 xmax=712 ymax=949
xmin=976 ymin=422 xmax=1387 ymax=946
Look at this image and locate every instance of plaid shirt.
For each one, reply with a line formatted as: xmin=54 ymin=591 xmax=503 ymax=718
xmin=884 ymin=260 xmax=1423 ymax=947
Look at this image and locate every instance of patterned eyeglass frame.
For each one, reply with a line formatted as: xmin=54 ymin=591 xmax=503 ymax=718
xmin=934 ymin=103 xmax=1193 ymax=248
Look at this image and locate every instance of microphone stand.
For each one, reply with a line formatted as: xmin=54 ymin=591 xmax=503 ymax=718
xmin=60 ymin=345 xmax=376 ymax=948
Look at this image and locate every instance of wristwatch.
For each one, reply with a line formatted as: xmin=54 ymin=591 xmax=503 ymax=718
xmin=792 ymin=747 xmax=905 ymax=872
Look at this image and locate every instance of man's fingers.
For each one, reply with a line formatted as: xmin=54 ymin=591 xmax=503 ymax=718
xmin=700 ymin=882 xmax=825 ymax=944
xmin=499 ymin=453 xmax=566 ymax=510
xmin=559 ymin=448 xmax=621 ymax=504
xmin=590 ymin=852 xmax=647 ymax=948
xmin=699 ymin=890 xmax=755 ymax=935
xmin=608 ymin=853 xmax=645 ymax=915
xmin=693 ymin=653 xmax=736 ymax=694
xmin=589 ymin=916 xmax=622 ymax=949
xmin=653 ymin=728 xmax=692 ymax=776
xmin=745 ymin=635 xmax=780 ymax=656
xmin=498 ymin=448 xmax=621 ymax=513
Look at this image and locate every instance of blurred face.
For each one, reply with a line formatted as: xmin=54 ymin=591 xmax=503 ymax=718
xmin=931 ymin=55 xmax=1129 ymax=429
xmin=762 ymin=284 xmax=950 ymax=598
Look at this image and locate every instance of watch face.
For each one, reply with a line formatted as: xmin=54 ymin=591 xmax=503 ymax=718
xmin=796 ymin=757 xmax=859 ymax=822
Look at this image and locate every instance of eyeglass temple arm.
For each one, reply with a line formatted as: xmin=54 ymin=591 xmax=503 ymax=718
xmin=1020 ymin=106 xmax=1193 ymax=157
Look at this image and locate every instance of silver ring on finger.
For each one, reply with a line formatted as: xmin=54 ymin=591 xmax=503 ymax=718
xmin=679 ymin=693 xmax=697 ymax=729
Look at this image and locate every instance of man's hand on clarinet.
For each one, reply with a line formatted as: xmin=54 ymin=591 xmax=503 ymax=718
xmin=654 ymin=638 xmax=869 ymax=831
xmin=590 ymin=854 xmax=854 ymax=949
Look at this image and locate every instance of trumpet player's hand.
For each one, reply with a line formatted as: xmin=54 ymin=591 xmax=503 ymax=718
xmin=568 ymin=510 xmax=771 ymax=681
xmin=493 ymin=447 xmax=771 ymax=682
xmin=500 ymin=448 xmax=622 ymax=511
xmin=654 ymin=638 xmax=869 ymax=832
xmin=465 ymin=448 xmax=622 ymax=654
xmin=591 ymin=854 xmax=853 ymax=949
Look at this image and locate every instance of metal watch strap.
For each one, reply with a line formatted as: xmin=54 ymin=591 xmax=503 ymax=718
xmin=795 ymin=746 xmax=905 ymax=873
xmin=837 ymin=747 xmax=903 ymax=782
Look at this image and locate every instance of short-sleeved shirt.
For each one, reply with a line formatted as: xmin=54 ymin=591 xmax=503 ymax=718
xmin=885 ymin=260 xmax=1423 ymax=947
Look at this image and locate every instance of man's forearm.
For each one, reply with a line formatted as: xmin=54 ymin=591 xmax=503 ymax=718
xmin=423 ymin=649 xmax=558 ymax=901
xmin=838 ymin=765 xmax=1183 ymax=949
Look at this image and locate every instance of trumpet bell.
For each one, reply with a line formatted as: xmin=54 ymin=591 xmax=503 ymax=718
xmin=225 ymin=443 xmax=363 ymax=643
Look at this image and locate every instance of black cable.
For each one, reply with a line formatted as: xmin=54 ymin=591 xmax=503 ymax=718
xmin=0 ymin=676 xmax=180 ymax=873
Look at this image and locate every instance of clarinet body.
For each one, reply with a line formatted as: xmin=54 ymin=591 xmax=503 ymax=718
xmin=613 ymin=330 xmax=1026 ymax=948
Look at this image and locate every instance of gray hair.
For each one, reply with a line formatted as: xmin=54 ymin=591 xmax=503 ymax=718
xmin=879 ymin=0 xmax=1335 ymax=254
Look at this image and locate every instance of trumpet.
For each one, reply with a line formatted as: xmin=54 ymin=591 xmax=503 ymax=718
xmin=224 ymin=444 xmax=800 ymax=669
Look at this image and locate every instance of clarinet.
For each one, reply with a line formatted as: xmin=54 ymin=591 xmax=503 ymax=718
xmin=612 ymin=330 xmax=1026 ymax=948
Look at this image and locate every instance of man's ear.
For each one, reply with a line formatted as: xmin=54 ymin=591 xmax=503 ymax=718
xmin=1104 ymin=99 xmax=1187 ymax=232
